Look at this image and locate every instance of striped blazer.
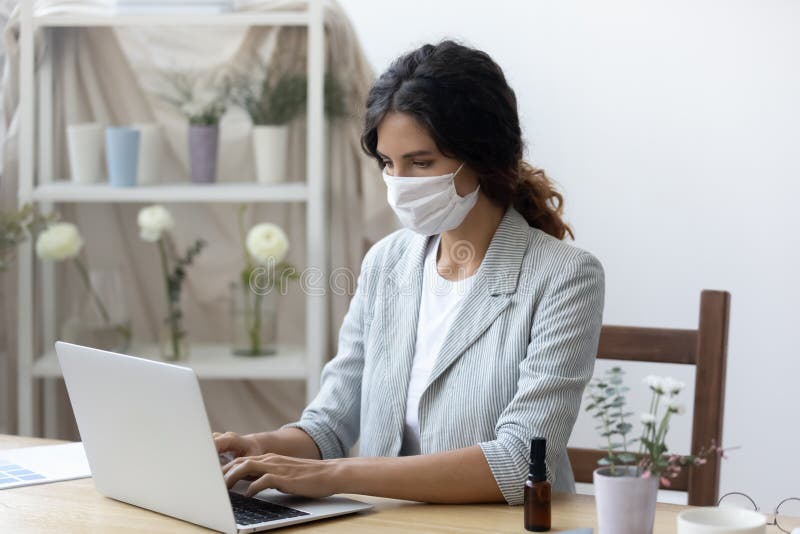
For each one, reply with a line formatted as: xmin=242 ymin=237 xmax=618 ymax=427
xmin=282 ymin=205 xmax=605 ymax=505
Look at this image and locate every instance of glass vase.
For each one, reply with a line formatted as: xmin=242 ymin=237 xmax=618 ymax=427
xmin=229 ymin=279 xmax=278 ymax=357
xmin=159 ymin=323 xmax=189 ymax=362
xmin=60 ymin=267 xmax=132 ymax=353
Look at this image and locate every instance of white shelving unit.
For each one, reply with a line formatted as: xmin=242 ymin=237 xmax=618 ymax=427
xmin=31 ymin=182 xmax=310 ymax=203
xmin=31 ymin=344 xmax=308 ymax=380
xmin=15 ymin=1 xmax=329 ymax=437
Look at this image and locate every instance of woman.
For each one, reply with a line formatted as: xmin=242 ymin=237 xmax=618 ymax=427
xmin=215 ymin=40 xmax=605 ymax=506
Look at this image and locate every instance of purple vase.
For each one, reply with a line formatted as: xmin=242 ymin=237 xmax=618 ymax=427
xmin=188 ymin=124 xmax=219 ymax=184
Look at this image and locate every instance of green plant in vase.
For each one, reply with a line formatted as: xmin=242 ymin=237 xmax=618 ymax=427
xmin=585 ymin=367 xmax=732 ymax=533
xmin=234 ymin=205 xmax=299 ymax=356
xmin=230 ymin=67 xmax=348 ymax=184
xmin=138 ymin=204 xmax=206 ymax=361
xmin=157 ymin=69 xmax=230 ymax=183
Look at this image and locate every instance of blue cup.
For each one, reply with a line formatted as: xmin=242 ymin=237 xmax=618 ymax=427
xmin=105 ymin=127 xmax=140 ymax=187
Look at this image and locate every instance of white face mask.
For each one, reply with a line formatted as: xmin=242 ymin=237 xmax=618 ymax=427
xmin=382 ymin=162 xmax=480 ymax=236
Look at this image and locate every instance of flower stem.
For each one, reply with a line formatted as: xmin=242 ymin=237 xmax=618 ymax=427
xmin=639 ymin=390 xmax=657 ymax=457
xmin=74 ymin=258 xmax=110 ymax=324
xmin=603 ymin=414 xmax=615 ymax=476
xmin=158 ymin=239 xmax=181 ymax=360
xmin=238 ymin=205 xmax=262 ymax=355
xmin=249 ymin=289 xmax=262 ymax=354
xmin=617 ymin=401 xmax=628 ymax=454
xmin=650 ymin=393 xmax=662 ymax=448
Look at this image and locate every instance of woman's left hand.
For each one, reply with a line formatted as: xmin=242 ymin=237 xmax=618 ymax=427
xmin=222 ymin=453 xmax=343 ymax=498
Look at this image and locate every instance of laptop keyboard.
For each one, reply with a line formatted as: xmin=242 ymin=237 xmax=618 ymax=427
xmin=229 ymin=491 xmax=310 ymax=525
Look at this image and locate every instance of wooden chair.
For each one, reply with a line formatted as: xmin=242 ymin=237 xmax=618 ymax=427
xmin=568 ymin=289 xmax=731 ymax=506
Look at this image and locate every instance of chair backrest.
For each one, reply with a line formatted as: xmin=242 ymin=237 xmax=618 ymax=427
xmin=568 ymin=290 xmax=731 ymax=506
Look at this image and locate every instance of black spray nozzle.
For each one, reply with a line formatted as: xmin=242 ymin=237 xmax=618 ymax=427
xmin=529 ymin=436 xmax=546 ymax=463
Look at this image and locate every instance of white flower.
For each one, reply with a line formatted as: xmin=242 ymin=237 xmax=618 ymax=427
xmin=640 ymin=412 xmax=656 ymax=425
xmin=643 ymin=375 xmax=665 ymax=394
xmin=246 ymin=223 xmax=289 ymax=264
xmin=35 ymin=223 xmax=84 ymax=261
xmin=137 ymin=205 xmax=174 ymax=242
xmin=180 ymin=101 xmax=204 ymax=118
xmin=662 ymin=377 xmax=686 ymax=396
xmin=667 ymin=400 xmax=686 ymax=415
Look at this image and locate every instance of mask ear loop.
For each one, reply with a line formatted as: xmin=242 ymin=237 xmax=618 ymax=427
xmin=451 ymin=162 xmax=466 ymax=179
xmin=451 ymin=162 xmax=481 ymax=199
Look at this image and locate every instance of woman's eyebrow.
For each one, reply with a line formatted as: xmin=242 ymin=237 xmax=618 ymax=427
xmin=376 ymin=150 xmax=434 ymax=159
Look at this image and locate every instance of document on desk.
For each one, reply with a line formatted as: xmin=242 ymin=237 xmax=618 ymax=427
xmin=0 ymin=442 xmax=91 ymax=489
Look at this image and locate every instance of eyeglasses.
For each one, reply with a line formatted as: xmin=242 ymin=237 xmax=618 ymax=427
xmin=717 ymin=492 xmax=800 ymax=533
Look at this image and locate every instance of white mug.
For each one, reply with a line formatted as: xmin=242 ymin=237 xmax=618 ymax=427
xmin=67 ymin=122 xmax=104 ymax=184
xmin=132 ymin=123 xmax=162 ymax=185
xmin=677 ymin=507 xmax=766 ymax=534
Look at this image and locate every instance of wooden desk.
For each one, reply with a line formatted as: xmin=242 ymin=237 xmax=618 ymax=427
xmin=0 ymin=434 xmax=777 ymax=533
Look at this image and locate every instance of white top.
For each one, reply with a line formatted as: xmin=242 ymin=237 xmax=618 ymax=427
xmin=399 ymin=234 xmax=480 ymax=456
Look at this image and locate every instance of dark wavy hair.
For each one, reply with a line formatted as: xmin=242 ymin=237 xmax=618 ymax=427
xmin=360 ymin=40 xmax=574 ymax=240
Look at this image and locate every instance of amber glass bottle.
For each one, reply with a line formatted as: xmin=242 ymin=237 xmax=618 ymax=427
xmin=524 ymin=437 xmax=551 ymax=532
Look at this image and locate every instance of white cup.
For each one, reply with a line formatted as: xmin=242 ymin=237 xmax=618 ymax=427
xmin=67 ymin=122 xmax=104 ymax=184
xmin=677 ymin=507 xmax=766 ymax=534
xmin=132 ymin=123 xmax=162 ymax=185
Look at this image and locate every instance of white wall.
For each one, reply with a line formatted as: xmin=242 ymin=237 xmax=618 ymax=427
xmin=337 ymin=0 xmax=800 ymax=507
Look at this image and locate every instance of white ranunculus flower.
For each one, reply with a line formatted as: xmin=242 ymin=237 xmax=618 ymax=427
xmin=246 ymin=223 xmax=289 ymax=264
xmin=643 ymin=375 xmax=665 ymax=393
xmin=662 ymin=377 xmax=686 ymax=395
xmin=667 ymin=400 xmax=686 ymax=415
xmin=35 ymin=222 xmax=84 ymax=261
xmin=137 ymin=204 xmax=175 ymax=242
xmin=640 ymin=412 xmax=656 ymax=425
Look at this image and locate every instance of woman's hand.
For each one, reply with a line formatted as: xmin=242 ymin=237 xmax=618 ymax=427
xmin=213 ymin=431 xmax=263 ymax=458
xmin=221 ymin=452 xmax=342 ymax=498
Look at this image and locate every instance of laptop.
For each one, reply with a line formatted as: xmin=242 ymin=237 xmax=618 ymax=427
xmin=55 ymin=341 xmax=373 ymax=533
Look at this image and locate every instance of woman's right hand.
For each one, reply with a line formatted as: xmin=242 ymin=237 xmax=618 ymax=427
xmin=213 ymin=431 xmax=263 ymax=460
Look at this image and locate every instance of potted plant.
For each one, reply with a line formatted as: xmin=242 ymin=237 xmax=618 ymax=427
xmin=232 ymin=69 xmax=347 ymax=184
xmin=230 ymin=204 xmax=298 ymax=356
xmin=584 ymin=367 xmax=726 ymax=534
xmin=231 ymin=70 xmax=305 ymax=184
xmin=35 ymin=221 xmax=131 ymax=352
xmin=137 ymin=204 xmax=206 ymax=361
xmin=159 ymin=70 xmax=229 ymax=184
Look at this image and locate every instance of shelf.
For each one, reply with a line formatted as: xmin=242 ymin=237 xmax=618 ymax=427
xmin=16 ymin=0 xmax=328 ymax=436
xmin=31 ymin=182 xmax=309 ymax=203
xmin=33 ymin=343 xmax=308 ymax=380
xmin=33 ymin=11 xmax=310 ymax=28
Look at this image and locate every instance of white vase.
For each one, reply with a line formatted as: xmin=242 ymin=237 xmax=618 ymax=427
xmin=593 ymin=466 xmax=659 ymax=534
xmin=133 ymin=123 xmax=163 ymax=185
xmin=252 ymin=124 xmax=289 ymax=184
xmin=67 ymin=122 xmax=104 ymax=184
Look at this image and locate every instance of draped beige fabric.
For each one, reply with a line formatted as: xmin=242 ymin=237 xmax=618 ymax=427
xmin=0 ymin=0 xmax=396 ymax=441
